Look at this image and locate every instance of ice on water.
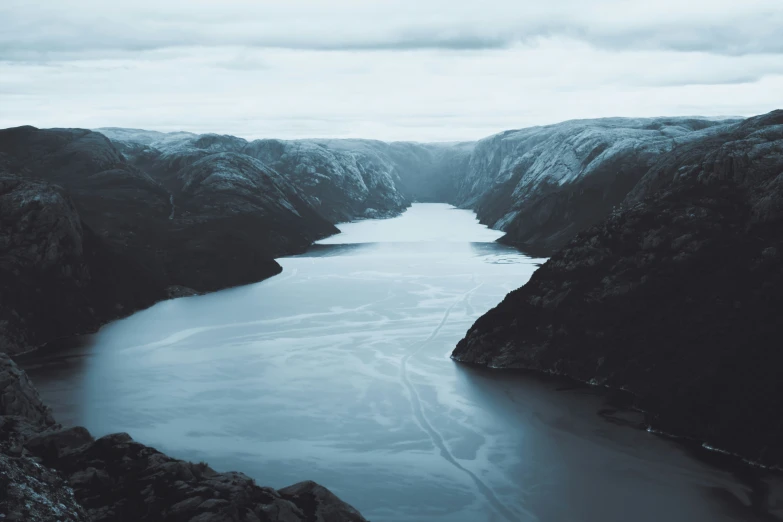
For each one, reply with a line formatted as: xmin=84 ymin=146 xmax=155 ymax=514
xmin=24 ymin=204 xmax=759 ymax=522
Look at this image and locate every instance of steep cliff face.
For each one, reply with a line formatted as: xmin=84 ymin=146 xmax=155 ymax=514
xmin=301 ymin=139 xmax=474 ymax=207
xmin=0 ymin=126 xmax=338 ymax=352
xmin=153 ymin=150 xmax=337 ymax=292
xmin=455 ymin=117 xmax=736 ymax=255
xmin=453 ymin=110 xmax=783 ymax=466
xmin=1 ymin=352 xmax=89 ymax=521
xmin=243 ymin=139 xmax=409 ymax=221
xmin=0 ymin=175 xmax=164 ymax=355
xmin=0 ymin=353 xmax=368 ymax=522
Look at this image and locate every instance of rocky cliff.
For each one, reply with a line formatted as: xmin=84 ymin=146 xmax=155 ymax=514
xmin=0 ymin=126 xmax=338 ymax=353
xmin=453 ymin=110 xmax=783 ymax=466
xmin=455 ymin=117 xmax=736 ymax=255
xmin=0 ymin=353 xmax=367 ymax=521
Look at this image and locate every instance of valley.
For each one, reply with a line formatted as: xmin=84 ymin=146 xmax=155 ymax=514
xmin=1 ymin=111 xmax=782 ymax=521
xmin=20 ymin=204 xmax=780 ymax=522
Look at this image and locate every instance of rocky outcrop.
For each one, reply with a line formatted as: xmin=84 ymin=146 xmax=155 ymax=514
xmin=455 ymin=117 xmax=736 ymax=255
xmin=1 ymin=352 xmax=88 ymax=521
xmin=0 ymin=353 xmax=368 ymax=522
xmin=39 ymin=431 xmax=368 ymax=522
xmin=0 ymin=451 xmax=90 ymax=522
xmin=453 ymin=110 xmax=783 ymax=466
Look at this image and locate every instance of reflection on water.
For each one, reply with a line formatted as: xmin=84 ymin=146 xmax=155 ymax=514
xmin=20 ymin=204 xmax=782 ymax=522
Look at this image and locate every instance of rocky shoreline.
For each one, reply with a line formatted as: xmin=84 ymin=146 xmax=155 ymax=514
xmin=0 ymin=353 xmax=368 ymax=521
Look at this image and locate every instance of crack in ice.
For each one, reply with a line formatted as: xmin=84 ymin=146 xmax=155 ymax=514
xmin=399 ymin=281 xmax=533 ymax=522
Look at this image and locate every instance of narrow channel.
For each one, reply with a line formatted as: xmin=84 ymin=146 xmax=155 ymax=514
xmin=21 ymin=204 xmax=774 ymax=522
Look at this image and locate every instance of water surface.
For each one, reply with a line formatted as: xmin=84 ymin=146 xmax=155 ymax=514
xmin=22 ymin=204 xmax=781 ymax=521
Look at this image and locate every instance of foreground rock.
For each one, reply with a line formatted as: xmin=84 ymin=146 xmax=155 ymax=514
xmin=453 ymin=110 xmax=783 ymax=466
xmin=0 ymin=353 xmax=368 ymax=521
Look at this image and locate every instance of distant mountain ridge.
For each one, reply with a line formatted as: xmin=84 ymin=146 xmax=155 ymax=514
xmin=97 ymin=127 xmax=475 ymax=222
xmin=98 ymin=116 xmax=736 ymax=254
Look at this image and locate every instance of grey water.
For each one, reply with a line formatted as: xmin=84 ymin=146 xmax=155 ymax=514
xmin=21 ymin=204 xmax=782 ymax=522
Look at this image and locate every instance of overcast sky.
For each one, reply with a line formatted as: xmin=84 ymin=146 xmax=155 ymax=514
xmin=1 ymin=0 xmax=781 ymax=141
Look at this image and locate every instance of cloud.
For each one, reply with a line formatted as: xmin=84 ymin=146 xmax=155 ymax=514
xmin=1 ymin=0 xmax=782 ymax=61
xmin=0 ymin=1 xmax=781 ymax=140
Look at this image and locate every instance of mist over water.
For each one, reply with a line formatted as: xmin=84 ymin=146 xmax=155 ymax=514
xmin=22 ymin=204 xmax=773 ymax=521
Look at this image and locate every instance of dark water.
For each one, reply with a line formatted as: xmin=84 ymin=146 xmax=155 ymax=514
xmin=21 ymin=204 xmax=783 ymax=521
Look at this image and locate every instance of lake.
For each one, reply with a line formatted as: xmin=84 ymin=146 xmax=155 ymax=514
xmin=21 ymin=203 xmax=780 ymax=521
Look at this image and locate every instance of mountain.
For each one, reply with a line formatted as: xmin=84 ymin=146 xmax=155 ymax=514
xmin=100 ymin=129 xmax=475 ymax=223
xmin=0 ymin=118 xmax=747 ymax=354
xmin=0 ymin=126 xmax=337 ymax=354
xmin=101 ymin=118 xmax=738 ymax=258
xmin=241 ymin=138 xmax=410 ymax=221
xmin=454 ymin=117 xmax=736 ymax=255
xmin=0 ymin=174 xmax=165 ymax=356
xmin=0 ymin=353 xmax=368 ymax=522
xmin=452 ymin=110 xmax=783 ymax=466
xmin=300 ymin=139 xmax=474 ymax=208
xmin=0 ymin=115 xmax=755 ymax=355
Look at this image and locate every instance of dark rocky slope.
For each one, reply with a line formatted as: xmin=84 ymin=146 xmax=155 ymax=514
xmin=156 ymin=151 xmax=336 ymax=291
xmin=456 ymin=117 xmax=736 ymax=256
xmin=1 ymin=353 xmax=367 ymax=521
xmin=0 ymin=126 xmax=337 ymax=290
xmin=453 ymin=110 xmax=783 ymax=466
xmin=0 ymin=127 xmax=337 ymax=353
xmin=0 ymin=174 xmax=165 ymax=355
